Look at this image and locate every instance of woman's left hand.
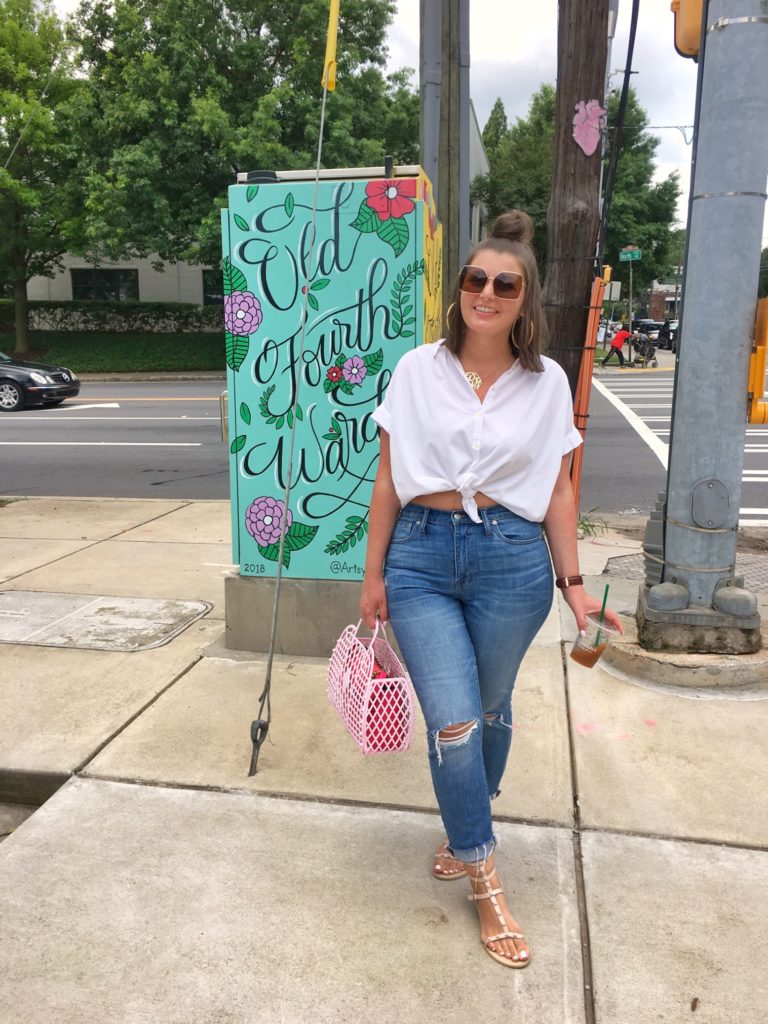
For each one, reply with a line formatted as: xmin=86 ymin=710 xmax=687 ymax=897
xmin=562 ymin=586 xmax=624 ymax=635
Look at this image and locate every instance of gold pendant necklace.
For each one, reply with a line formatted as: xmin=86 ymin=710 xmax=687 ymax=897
xmin=465 ymin=360 xmax=514 ymax=391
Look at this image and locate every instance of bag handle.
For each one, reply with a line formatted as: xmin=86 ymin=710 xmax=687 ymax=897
xmin=355 ymin=617 xmax=389 ymax=645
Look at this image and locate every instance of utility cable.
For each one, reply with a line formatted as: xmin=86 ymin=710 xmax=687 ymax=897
xmin=249 ymin=1 xmax=341 ymax=775
xmin=597 ymin=0 xmax=640 ymax=272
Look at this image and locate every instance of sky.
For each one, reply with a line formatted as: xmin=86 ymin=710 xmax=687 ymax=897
xmin=386 ymin=0 xmax=699 ymax=228
xmin=387 ymin=0 xmax=767 ymax=245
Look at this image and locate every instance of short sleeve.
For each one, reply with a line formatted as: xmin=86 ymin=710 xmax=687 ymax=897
xmin=558 ymin=372 xmax=583 ymax=455
xmin=371 ymin=358 xmax=404 ymax=434
xmin=371 ymin=396 xmax=391 ymax=433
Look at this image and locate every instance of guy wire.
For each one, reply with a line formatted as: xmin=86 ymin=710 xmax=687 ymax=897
xmin=249 ymin=78 xmax=332 ymax=776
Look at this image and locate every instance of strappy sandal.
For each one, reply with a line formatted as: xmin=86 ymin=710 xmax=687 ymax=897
xmin=466 ymin=864 xmax=530 ymax=968
xmin=432 ymin=841 xmax=467 ymax=880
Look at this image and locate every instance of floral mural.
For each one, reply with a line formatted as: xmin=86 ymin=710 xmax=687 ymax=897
xmin=224 ymin=175 xmax=440 ymax=580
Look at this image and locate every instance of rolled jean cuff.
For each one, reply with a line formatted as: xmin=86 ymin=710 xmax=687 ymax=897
xmin=448 ymin=835 xmax=497 ymax=865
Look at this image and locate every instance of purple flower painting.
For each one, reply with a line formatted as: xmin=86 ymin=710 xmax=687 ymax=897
xmin=342 ymin=356 xmax=367 ymax=385
xmin=224 ymin=291 xmax=263 ymax=336
xmin=245 ymin=497 xmax=292 ymax=546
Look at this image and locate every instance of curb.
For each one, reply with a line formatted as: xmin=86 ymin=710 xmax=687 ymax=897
xmin=603 ymin=616 xmax=768 ymax=691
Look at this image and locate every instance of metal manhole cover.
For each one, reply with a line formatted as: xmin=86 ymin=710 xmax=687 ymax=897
xmin=603 ymin=553 xmax=768 ymax=592
xmin=0 ymin=591 xmax=211 ymax=651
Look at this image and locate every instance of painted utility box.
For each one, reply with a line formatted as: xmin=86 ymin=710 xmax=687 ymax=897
xmin=222 ymin=168 xmax=442 ymax=583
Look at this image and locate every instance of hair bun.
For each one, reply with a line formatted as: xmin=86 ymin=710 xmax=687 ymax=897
xmin=490 ymin=210 xmax=534 ymax=245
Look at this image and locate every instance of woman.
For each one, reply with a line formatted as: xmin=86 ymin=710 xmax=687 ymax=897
xmin=360 ymin=210 xmax=623 ymax=968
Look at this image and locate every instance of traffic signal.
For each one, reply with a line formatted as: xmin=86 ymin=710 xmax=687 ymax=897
xmin=748 ymin=298 xmax=768 ymax=424
xmin=671 ymin=0 xmax=703 ymax=59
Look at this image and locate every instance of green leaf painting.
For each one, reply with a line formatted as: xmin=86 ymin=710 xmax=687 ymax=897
xmin=258 ymin=384 xmax=302 ymax=431
xmin=233 ymin=214 xmax=249 ymax=231
xmin=390 ymin=260 xmax=425 ymax=337
xmin=307 ymin=292 xmax=319 ymax=311
xmin=240 ymin=402 xmax=251 ymax=426
xmin=284 ymin=193 xmax=295 ymax=218
xmin=223 ymin=257 xmax=248 ymax=296
xmin=376 ymin=216 xmax=409 ymax=257
xmin=324 ymin=516 xmax=369 ymax=556
xmin=258 ymin=542 xmax=290 ymax=570
xmin=284 ymin=522 xmax=318 ymax=553
xmin=310 ymin=278 xmax=330 ymax=290
xmin=230 ymin=434 xmax=247 ymax=454
xmin=225 ymin=331 xmax=249 ymax=371
xmin=350 ymin=201 xmax=379 ymax=233
xmin=362 ymin=349 xmax=383 ymax=374
xmin=246 ymin=185 xmax=259 ymax=202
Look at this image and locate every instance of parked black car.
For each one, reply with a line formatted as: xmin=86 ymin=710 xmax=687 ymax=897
xmin=0 ymin=351 xmax=80 ymax=411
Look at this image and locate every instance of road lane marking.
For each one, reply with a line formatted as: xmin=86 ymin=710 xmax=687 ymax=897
xmin=68 ymin=397 xmax=219 ymax=402
xmin=592 ymin=378 xmax=668 ymax=468
xmin=9 ymin=417 xmax=216 ymax=422
xmin=61 ymin=403 xmax=120 ymax=410
xmin=0 ymin=442 xmax=202 ymax=447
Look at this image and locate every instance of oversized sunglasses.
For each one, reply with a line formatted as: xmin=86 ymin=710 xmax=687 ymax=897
xmin=459 ymin=264 xmax=523 ymax=300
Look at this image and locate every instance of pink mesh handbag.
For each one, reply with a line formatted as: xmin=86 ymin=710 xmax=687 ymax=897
xmin=327 ymin=619 xmax=415 ymax=754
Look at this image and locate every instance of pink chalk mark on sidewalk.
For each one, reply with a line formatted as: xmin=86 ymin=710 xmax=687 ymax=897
xmin=574 ymin=722 xmax=598 ymax=735
xmin=644 ymin=719 xmax=657 ymax=728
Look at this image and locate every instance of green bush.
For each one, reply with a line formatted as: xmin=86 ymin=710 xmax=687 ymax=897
xmin=0 ymin=331 xmax=225 ymax=372
xmin=0 ymin=299 xmax=223 ymax=334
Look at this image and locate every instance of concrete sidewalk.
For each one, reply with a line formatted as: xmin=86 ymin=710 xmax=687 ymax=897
xmin=1 ymin=495 xmax=767 ymax=1023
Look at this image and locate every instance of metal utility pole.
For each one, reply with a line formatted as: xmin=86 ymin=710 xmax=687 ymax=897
xmin=639 ymin=0 xmax=768 ymax=653
xmin=419 ymin=0 xmax=470 ymax=314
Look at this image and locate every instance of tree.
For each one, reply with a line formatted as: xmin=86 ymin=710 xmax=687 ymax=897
xmin=481 ymin=98 xmax=508 ymax=162
xmin=67 ymin=0 xmax=418 ymax=269
xmin=602 ymin=90 xmax=681 ymax=295
xmin=0 ymin=0 xmax=84 ymax=353
xmin=474 ymin=84 xmax=680 ymax=382
xmin=472 ymin=85 xmax=555 ymax=268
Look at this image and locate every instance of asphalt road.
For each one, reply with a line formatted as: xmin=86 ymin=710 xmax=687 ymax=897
xmin=0 ymin=381 xmax=229 ymax=500
xmin=1 ymin=375 xmax=766 ymax=526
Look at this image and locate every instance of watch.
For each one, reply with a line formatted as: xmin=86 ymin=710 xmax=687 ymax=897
xmin=555 ymin=575 xmax=584 ymax=589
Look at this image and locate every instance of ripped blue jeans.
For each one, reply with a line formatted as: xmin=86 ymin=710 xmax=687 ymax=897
xmin=384 ymin=504 xmax=553 ymax=863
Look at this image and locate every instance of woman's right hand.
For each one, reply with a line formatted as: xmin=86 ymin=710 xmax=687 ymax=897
xmin=360 ymin=573 xmax=388 ymax=630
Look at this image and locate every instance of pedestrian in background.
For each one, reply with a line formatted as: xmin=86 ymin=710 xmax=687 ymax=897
xmin=361 ymin=210 xmax=622 ymax=969
xmin=602 ymin=322 xmax=631 ymax=366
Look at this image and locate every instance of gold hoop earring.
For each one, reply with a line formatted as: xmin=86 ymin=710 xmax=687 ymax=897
xmin=446 ymin=302 xmax=455 ymax=325
xmin=514 ymin=317 xmax=534 ymax=347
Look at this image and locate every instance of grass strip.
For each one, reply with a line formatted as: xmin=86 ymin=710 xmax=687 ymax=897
xmin=0 ymin=332 xmax=225 ymax=373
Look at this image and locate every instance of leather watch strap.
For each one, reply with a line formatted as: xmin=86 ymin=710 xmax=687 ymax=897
xmin=555 ymin=574 xmax=584 ymax=589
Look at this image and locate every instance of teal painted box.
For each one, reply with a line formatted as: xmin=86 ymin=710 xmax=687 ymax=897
xmin=222 ymin=169 xmax=442 ymax=582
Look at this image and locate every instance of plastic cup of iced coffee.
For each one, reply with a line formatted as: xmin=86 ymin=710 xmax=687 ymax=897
xmin=569 ymin=612 xmax=621 ymax=669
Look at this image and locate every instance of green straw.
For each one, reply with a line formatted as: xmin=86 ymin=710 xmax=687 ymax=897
xmin=595 ymin=583 xmax=609 ymax=647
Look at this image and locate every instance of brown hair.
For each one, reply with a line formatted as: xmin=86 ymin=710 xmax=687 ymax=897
xmin=445 ymin=210 xmax=547 ymax=373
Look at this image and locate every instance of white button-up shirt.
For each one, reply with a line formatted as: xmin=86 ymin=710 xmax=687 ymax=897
xmin=371 ymin=340 xmax=582 ymax=523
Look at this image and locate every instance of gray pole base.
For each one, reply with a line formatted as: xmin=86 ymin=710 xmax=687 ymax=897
xmin=224 ymin=574 xmax=367 ymax=657
xmin=637 ymin=584 xmax=762 ymax=655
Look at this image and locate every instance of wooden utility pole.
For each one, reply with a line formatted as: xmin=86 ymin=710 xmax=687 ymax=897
xmin=543 ymin=1 xmax=610 ymax=394
xmin=420 ymin=0 xmax=469 ymax=316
